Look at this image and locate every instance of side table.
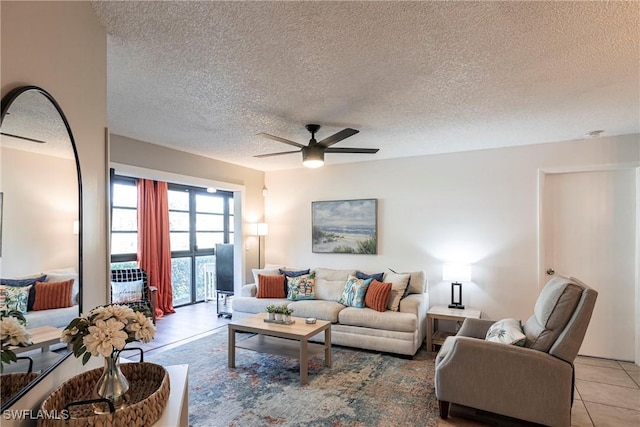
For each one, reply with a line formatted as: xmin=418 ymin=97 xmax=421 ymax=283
xmin=426 ymin=305 xmax=481 ymax=351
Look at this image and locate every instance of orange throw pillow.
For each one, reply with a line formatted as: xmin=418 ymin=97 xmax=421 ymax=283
xmin=32 ymin=279 xmax=74 ymax=310
xmin=256 ymin=274 xmax=285 ymax=298
xmin=365 ymin=280 xmax=392 ymax=312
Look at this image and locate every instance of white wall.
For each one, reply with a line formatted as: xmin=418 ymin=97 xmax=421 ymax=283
xmin=265 ymin=134 xmax=639 ymax=324
xmin=1 ymin=1 xmax=108 ymax=310
xmin=0 ymin=148 xmax=78 ymax=276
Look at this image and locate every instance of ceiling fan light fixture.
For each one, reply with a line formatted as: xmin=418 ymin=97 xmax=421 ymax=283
xmin=302 ymin=145 xmax=324 ymax=168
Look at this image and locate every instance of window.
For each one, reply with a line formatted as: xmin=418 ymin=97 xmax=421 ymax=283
xmin=111 ymin=177 xmax=138 ymax=263
xmin=110 ymin=175 xmax=234 ymax=306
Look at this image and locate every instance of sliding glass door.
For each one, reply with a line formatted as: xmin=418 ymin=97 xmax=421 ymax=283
xmin=110 ymin=175 xmax=234 ymax=306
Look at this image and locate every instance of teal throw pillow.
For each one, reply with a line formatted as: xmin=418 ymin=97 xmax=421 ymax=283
xmin=338 ymin=275 xmax=373 ymax=308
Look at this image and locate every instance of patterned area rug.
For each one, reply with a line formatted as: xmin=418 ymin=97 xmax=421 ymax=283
xmin=147 ymin=329 xmax=440 ymax=427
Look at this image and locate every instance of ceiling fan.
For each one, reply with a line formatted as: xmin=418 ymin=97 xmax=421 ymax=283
xmin=254 ymin=124 xmax=379 ymax=168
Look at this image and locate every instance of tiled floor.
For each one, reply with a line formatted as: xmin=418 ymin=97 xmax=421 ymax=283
xmin=148 ymin=303 xmax=639 ymax=427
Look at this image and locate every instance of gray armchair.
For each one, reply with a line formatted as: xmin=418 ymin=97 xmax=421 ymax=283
xmin=435 ymin=275 xmax=597 ymax=427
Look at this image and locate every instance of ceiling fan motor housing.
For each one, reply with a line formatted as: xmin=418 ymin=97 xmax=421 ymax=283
xmin=302 ymin=144 xmax=324 ymax=167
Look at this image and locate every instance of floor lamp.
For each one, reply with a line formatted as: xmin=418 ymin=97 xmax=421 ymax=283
xmin=256 ymin=222 xmax=268 ymax=268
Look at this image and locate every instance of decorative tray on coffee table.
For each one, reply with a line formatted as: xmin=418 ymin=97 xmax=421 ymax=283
xmin=263 ymin=318 xmax=295 ymax=325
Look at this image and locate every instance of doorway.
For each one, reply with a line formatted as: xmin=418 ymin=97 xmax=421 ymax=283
xmin=541 ymin=168 xmax=637 ymax=361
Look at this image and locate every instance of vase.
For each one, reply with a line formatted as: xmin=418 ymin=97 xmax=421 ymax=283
xmin=274 ymin=313 xmax=283 ymax=321
xmin=267 ymin=312 xmax=275 ymax=320
xmin=93 ymin=353 xmax=129 ymax=414
xmin=284 ymin=315 xmax=291 ymax=323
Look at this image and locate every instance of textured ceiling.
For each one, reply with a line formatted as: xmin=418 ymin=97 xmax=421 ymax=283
xmin=93 ymin=1 xmax=640 ymax=171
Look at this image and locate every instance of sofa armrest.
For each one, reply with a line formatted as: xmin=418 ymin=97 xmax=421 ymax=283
xmin=241 ymin=284 xmax=257 ymax=297
xmin=456 ymin=318 xmax=495 ymax=339
xmin=436 ymin=336 xmax=573 ymax=426
xmin=399 ymin=293 xmax=428 ymax=342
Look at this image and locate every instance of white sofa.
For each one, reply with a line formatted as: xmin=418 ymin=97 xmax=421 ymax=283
xmin=1 ymin=268 xmax=80 ymax=330
xmin=232 ymin=267 xmax=428 ymax=356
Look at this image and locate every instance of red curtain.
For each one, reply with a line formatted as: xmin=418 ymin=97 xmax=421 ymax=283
xmin=137 ymin=179 xmax=175 ymax=318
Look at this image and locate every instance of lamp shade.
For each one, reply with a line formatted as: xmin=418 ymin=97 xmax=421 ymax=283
xmin=442 ymin=263 xmax=471 ymax=282
xmin=256 ymin=222 xmax=268 ymax=236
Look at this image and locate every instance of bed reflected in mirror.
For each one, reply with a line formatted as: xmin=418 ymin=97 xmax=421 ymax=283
xmin=0 ymin=86 xmax=82 ymax=409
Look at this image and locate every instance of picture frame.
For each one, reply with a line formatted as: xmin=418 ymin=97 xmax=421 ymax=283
xmin=312 ymin=199 xmax=377 ymax=254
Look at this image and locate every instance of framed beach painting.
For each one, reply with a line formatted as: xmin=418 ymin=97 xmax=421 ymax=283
xmin=312 ymin=199 xmax=377 ymax=254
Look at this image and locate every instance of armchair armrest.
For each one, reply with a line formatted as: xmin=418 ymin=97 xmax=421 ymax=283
xmin=456 ymin=318 xmax=495 ymax=339
xmin=436 ymin=336 xmax=573 ymax=426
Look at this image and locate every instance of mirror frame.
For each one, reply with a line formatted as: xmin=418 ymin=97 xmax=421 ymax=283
xmin=0 ymin=85 xmax=83 ymax=411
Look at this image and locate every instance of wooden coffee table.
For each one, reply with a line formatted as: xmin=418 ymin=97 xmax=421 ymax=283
xmin=228 ymin=314 xmax=331 ymax=385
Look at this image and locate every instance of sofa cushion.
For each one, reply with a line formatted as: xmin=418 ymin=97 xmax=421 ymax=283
xmin=365 ymin=280 xmax=392 ymax=312
xmin=286 ymin=300 xmax=346 ymax=323
xmin=485 ymin=318 xmax=526 ymax=346
xmin=257 ymin=274 xmax=286 ymax=298
xmin=251 ymin=268 xmax=281 ymax=289
xmin=33 ymin=280 xmax=74 ymax=311
xmin=314 ymin=268 xmax=355 ymax=301
xmin=279 ymin=268 xmax=310 ymax=277
xmin=286 ymin=273 xmax=316 ymax=301
xmin=232 ymin=296 xmax=288 ymax=314
xmin=523 ymin=276 xmax=583 ymax=352
xmin=355 ymin=271 xmax=384 ymax=282
xmin=338 ymin=307 xmax=417 ymax=333
xmin=1 ymin=275 xmax=48 ymax=311
xmin=0 ymin=284 xmax=31 ymax=313
xmin=383 ymin=270 xmax=411 ymax=311
xmin=43 ymin=271 xmax=79 ymax=305
xmin=338 ymin=276 xmax=372 ymax=308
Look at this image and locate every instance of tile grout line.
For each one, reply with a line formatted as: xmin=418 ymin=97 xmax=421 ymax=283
xmin=580 ymin=398 xmax=640 ymax=413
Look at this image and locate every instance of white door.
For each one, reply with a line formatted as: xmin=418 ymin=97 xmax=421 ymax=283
xmin=542 ymin=169 xmax=636 ymax=361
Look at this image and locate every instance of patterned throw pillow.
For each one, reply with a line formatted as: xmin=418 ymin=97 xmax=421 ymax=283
xmin=338 ymin=275 xmax=373 ymax=308
xmin=32 ymin=280 xmax=74 ymax=310
xmin=111 ymin=279 xmax=144 ymax=303
xmin=1 ymin=275 xmax=48 ymax=311
xmin=485 ymin=318 xmax=526 ymax=346
xmin=286 ymin=273 xmax=316 ymax=301
xmin=0 ymin=284 xmax=32 ymax=313
xmin=364 ymin=280 xmax=392 ymax=312
xmin=257 ymin=274 xmax=286 ymax=298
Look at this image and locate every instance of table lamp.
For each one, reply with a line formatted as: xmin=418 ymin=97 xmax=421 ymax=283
xmin=443 ymin=263 xmax=471 ymax=309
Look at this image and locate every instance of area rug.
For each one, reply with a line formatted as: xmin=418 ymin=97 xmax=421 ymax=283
xmin=146 ymin=329 xmax=440 ymax=427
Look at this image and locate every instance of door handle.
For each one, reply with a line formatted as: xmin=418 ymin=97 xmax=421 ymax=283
xmin=546 ymin=268 xmax=555 ymax=275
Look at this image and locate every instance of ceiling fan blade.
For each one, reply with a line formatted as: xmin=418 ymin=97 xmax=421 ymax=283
xmin=253 ymin=150 xmax=300 ymax=158
xmin=324 ymin=147 xmax=379 ymax=154
xmin=257 ymin=133 xmax=306 ymax=149
xmin=318 ymin=128 xmax=359 ymax=147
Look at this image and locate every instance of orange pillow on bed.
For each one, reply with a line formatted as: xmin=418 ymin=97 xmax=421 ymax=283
xmin=32 ymin=279 xmax=74 ymax=310
xmin=256 ymin=274 xmax=285 ymax=298
xmin=364 ymin=280 xmax=392 ymax=312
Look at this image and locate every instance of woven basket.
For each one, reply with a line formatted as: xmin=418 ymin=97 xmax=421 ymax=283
xmin=38 ymin=362 xmax=170 ymax=427
xmin=1 ymin=372 xmax=39 ymax=403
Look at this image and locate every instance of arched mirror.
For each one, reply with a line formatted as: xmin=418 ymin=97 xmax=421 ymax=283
xmin=0 ymin=86 xmax=82 ymax=409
